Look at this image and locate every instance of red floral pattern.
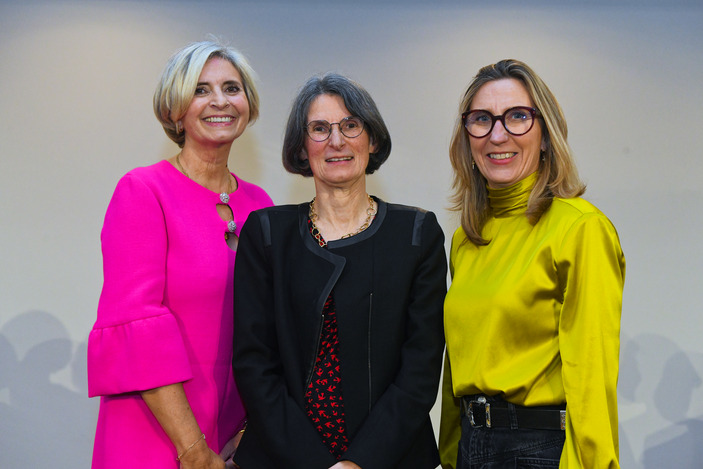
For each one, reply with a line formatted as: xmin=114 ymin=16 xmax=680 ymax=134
xmin=305 ymin=219 xmax=349 ymax=460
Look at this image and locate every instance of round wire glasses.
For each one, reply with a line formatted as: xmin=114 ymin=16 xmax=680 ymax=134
xmin=305 ymin=116 xmax=364 ymax=142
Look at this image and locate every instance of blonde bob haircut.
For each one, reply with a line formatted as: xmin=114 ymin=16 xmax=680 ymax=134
xmin=153 ymin=40 xmax=259 ymax=148
xmin=449 ymin=59 xmax=585 ymax=246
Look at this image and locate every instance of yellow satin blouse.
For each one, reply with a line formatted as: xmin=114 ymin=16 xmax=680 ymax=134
xmin=440 ymin=172 xmax=625 ymax=468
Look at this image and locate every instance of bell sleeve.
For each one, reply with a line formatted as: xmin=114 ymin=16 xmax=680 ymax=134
xmin=88 ymin=174 xmax=191 ymax=397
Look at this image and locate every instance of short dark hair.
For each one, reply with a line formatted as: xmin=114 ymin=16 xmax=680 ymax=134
xmin=282 ymin=73 xmax=391 ymax=177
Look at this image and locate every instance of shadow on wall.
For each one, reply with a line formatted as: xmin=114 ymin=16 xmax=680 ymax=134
xmin=618 ymin=333 xmax=703 ymax=468
xmin=3 ymin=314 xmax=703 ymax=467
xmin=0 ymin=310 xmax=96 ymax=468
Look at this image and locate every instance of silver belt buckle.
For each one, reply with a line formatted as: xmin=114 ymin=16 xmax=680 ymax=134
xmin=468 ymin=396 xmax=491 ymax=428
xmin=560 ymin=410 xmax=566 ymax=430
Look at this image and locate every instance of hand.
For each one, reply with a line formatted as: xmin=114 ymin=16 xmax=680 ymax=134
xmin=141 ymin=384 xmax=224 ymax=468
xmin=178 ymin=441 xmax=225 ymax=469
xmin=328 ymin=461 xmax=361 ymax=469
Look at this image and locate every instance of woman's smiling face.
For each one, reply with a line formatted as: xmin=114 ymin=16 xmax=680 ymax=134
xmin=180 ymin=57 xmax=250 ymax=149
xmin=303 ymin=93 xmax=375 ymax=190
xmin=468 ymin=78 xmax=544 ymax=189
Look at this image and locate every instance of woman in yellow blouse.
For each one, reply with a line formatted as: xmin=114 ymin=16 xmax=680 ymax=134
xmin=439 ymin=59 xmax=625 ymax=469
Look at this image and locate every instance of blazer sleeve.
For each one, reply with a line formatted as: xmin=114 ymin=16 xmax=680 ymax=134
xmin=557 ymin=212 xmax=625 ymax=468
xmin=87 ymin=174 xmax=191 ymax=397
xmin=342 ymin=211 xmax=447 ymax=469
xmin=232 ymin=211 xmax=337 ymax=468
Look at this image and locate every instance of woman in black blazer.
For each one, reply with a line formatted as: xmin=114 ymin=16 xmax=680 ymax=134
xmin=232 ymin=73 xmax=447 ymax=469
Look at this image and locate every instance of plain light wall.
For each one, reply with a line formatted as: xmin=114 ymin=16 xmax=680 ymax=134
xmin=1 ymin=1 xmax=702 ymax=467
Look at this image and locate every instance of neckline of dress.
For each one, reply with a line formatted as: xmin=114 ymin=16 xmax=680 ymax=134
xmin=165 ymin=159 xmax=239 ymax=200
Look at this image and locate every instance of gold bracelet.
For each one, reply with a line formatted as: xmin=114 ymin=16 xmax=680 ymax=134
xmin=176 ymin=433 xmax=205 ymax=461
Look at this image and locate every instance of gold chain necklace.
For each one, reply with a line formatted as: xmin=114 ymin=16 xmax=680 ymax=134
xmin=176 ymin=153 xmax=233 ymax=204
xmin=309 ymin=194 xmax=377 ymax=247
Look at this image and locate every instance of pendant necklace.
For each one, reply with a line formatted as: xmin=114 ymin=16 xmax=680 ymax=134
xmin=177 ymin=153 xmax=237 ymax=237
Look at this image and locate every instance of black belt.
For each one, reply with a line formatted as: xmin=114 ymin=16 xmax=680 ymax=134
xmin=461 ymin=395 xmax=566 ymax=431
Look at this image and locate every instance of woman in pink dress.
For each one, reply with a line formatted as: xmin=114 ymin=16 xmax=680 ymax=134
xmin=87 ymin=40 xmax=272 ymax=469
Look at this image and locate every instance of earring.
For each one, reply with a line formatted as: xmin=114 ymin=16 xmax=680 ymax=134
xmin=175 ymin=121 xmax=183 ymax=134
xmin=471 ymin=159 xmax=476 ymax=170
xmin=540 ymin=150 xmax=546 ymax=162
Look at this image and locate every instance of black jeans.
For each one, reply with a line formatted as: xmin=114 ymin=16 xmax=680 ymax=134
xmin=457 ymin=396 xmax=566 ymax=469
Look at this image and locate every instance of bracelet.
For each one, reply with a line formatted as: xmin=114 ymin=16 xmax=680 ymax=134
xmin=176 ymin=433 xmax=205 ymax=461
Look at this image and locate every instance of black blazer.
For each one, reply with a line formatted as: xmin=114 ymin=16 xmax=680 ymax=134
xmin=232 ymin=198 xmax=447 ymax=469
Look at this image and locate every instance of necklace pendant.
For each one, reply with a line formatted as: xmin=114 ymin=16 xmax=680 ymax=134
xmin=227 ymin=220 xmax=237 ymax=233
xmin=220 ymin=192 xmax=230 ymax=204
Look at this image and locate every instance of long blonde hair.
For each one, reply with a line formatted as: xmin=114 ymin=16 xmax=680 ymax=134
xmin=449 ymin=59 xmax=585 ymax=246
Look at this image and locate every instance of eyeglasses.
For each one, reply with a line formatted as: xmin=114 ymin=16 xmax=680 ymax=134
xmin=461 ymin=106 xmax=540 ymax=138
xmin=305 ymin=116 xmax=364 ymax=142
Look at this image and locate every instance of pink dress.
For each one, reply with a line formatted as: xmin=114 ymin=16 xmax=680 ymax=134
xmin=88 ymin=160 xmax=272 ymax=468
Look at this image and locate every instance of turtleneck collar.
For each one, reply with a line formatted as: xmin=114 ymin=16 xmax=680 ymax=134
xmin=487 ymin=172 xmax=538 ymax=217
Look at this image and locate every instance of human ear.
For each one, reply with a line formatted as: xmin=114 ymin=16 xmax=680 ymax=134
xmin=369 ymin=139 xmax=378 ymax=154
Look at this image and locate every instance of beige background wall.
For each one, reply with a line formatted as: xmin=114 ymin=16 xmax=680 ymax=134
xmin=1 ymin=0 xmax=702 ymax=467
